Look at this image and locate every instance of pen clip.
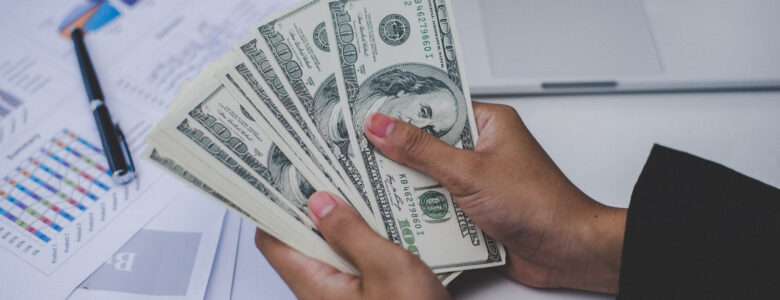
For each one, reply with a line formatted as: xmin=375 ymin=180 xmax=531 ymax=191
xmin=115 ymin=124 xmax=137 ymax=179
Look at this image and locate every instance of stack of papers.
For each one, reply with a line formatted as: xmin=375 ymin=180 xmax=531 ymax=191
xmin=0 ymin=0 xmax=297 ymax=299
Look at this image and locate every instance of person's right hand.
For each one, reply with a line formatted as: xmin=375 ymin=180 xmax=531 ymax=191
xmin=363 ymin=102 xmax=627 ymax=294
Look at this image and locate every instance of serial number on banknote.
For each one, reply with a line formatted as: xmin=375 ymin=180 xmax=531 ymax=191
xmin=396 ymin=172 xmax=427 ymax=256
xmin=403 ymin=0 xmax=436 ymax=58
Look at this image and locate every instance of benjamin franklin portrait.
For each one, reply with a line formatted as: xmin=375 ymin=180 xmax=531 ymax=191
xmin=267 ymin=144 xmax=316 ymax=210
xmin=353 ymin=64 xmax=468 ymax=145
xmin=312 ymin=75 xmax=352 ymax=157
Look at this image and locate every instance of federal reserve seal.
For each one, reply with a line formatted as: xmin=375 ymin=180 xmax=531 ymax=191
xmin=313 ymin=22 xmax=330 ymax=52
xmin=378 ymin=14 xmax=410 ymax=46
xmin=419 ymin=191 xmax=450 ymax=223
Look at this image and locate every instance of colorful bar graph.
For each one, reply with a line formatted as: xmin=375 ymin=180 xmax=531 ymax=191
xmin=18 ymin=165 xmax=89 ymax=210
xmin=5 ymin=178 xmax=75 ymax=222
xmin=0 ymin=206 xmax=51 ymax=242
xmin=66 ymin=130 xmax=103 ymax=153
xmin=0 ymin=189 xmax=63 ymax=232
xmin=0 ymin=129 xmax=112 ymax=244
xmin=30 ymin=158 xmax=110 ymax=191
xmin=18 ymin=167 xmax=99 ymax=201
xmin=52 ymin=139 xmax=110 ymax=174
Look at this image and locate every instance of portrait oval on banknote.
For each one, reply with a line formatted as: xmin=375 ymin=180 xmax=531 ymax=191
xmin=313 ymin=74 xmax=351 ymax=157
xmin=353 ymin=63 xmax=468 ymax=145
xmin=267 ymin=144 xmax=316 ymax=210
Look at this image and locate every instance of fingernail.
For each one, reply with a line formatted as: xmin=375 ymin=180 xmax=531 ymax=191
xmin=309 ymin=192 xmax=337 ymax=219
xmin=366 ymin=113 xmax=395 ymax=138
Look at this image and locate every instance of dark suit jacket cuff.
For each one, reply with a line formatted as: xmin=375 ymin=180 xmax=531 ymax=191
xmin=618 ymin=145 xmax=780 ymax=299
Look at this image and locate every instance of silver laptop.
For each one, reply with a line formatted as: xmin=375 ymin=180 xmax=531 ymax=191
xmin=452 ymin=0 xmax=780 ymax=95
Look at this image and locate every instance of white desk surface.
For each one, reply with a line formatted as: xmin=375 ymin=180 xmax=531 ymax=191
xmin=447 ymin=90 xmax=780 ymax=299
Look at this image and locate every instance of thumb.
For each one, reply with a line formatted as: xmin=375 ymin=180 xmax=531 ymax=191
xmin=364 ymin=112 xmax=482 ymax=195
xmin=308 ymin=191 xmax=411 ymax=276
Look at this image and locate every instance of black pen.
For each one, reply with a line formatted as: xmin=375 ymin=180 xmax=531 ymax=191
xmin=71 ymin=28 xmax=136 ymax=185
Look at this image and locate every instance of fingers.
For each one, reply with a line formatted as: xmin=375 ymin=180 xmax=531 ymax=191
xmin=471 ymin=102 xmax=528 ymax=152
xmin=363 ymin=112 xmax=482 ymax=195
xmin=473 ymin=101 xmax=502 ymax=133
xmin=254 ymin=228 xmax=359 ymax=299
xmin=308 ymin=191 xmax=417 ymax=278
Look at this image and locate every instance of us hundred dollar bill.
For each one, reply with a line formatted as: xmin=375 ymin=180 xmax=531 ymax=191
xmin=215 ymin=61 xmax=376 ymax=222
xmin=235 ymin=38 xmax=366 ymax=211
xmin=157 ymin=79 xmax=318 ymax=231
xmin=227 ymin=53 xmax=329 ymax=186
xmin=254 ymin=0 xmax=376 ymax=220
xmin=184 ymin=79 xmax=337 ymax=216
xmin=327 ymin=0 xmax=505 ymax=272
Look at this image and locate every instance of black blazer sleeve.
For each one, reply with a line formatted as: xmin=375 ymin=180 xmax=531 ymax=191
xmin=617 ymin=145 xmax=780 ymax=299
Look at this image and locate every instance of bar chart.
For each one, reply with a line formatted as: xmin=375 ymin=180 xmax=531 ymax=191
xmin=0 ymin=129 xmax=112 ymax=245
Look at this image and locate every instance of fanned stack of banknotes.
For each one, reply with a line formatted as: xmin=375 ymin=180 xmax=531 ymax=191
xmin=144 ymin=0 xmax=505 ymax=286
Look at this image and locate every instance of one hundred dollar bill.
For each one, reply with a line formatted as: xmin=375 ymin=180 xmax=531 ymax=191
xmin=153 ymin=68 xmax=319 ymax=231
xmin=183 ymin=79 xmax=335 ymax=215
xmin=252 ymin=0 xmax=376 ymax=221
xmin=234 ymin=38 xmax=374 ymax=220
xmin=327 ymin=0 xmax=505 ymax=272
xmin=214 ymin=58 xmax=376 ymax=222
xmin=229 ymin=58 xmax=328 ymax=183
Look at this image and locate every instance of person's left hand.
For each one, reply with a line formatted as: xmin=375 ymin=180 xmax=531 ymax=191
xmin=255 ymin=191 xmax=450 ymax=300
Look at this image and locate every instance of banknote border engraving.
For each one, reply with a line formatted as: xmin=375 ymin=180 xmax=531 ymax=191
xmin=239 ymin=39 xmax=336 ymax=177
xmin=174 ymin=87 xmax=317 ymax=233
xmin=188 ymin=84 xmax=315 ymax=211
xmin=329 ymin=0 xmax=400 ymax=245
xmin=258 ymin=8 xmax=373 ymax=213
xmin=432 ymin=0 xmax=502 ymax=266
xmin=234 ymin=61 xmax=330 ymax=181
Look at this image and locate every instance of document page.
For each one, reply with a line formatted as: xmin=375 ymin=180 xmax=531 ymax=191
xmin=0 ymin=0 xmax=294 ymax=298
xmin=69 ymin=192 xmax=226 ymax=300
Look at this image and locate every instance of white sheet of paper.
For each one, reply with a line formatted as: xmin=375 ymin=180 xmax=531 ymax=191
xmin=68 ymin=191 xmax=226 ymax=300
xmin=0 ymin=74 xmax=183 ymax=299
xmin=204 ymin=211 xmax=242 ymax=300
xmin=231 ymin=218 xmax=295 ymax=300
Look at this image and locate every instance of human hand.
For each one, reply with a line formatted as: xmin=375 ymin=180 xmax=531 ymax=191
xmin=363 ymin=102 xmax=627 ymax=294
xmin=255 ymin=191 xmax=450 ymax=300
